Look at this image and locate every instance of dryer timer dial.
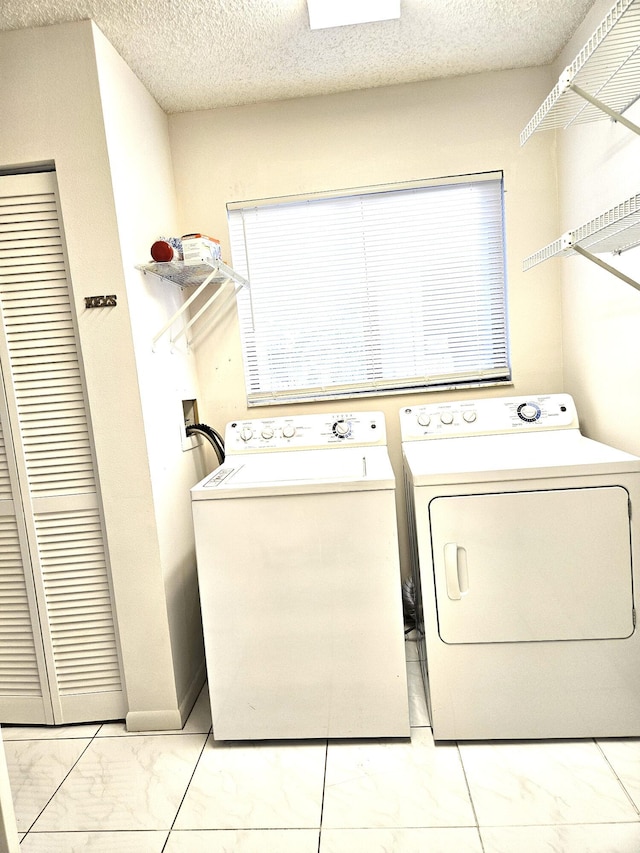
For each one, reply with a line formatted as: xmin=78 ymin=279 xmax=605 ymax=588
xmin=517 ymin=402 xmax=541 ymax=422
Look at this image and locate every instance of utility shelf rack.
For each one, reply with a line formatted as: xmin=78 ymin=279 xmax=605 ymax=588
xmin=523 ymin=192 xmax=640 ymax=291
xmin=520 ymin=0 xmax=640 ymax=144
xmin=137 ymin=258 xmax=250 ymax=348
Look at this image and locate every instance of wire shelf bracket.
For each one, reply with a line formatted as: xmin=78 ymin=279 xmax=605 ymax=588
xmin=137 ymin=258 xmax=251 ymax=348
xmin=523 ymin=192 xmax=640 ymax=291
xmin=521 ymin=0 xmax=640 ymax=144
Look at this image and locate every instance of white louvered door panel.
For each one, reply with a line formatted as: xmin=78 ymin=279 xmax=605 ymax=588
xmin=0 ymin=389 xmax=53 ymax=723
xmin=0 ymin=171 xmax=125 ymax=724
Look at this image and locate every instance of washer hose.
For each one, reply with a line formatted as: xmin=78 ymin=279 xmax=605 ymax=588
xmin=186 ymin=423 xmax=225 ymax=465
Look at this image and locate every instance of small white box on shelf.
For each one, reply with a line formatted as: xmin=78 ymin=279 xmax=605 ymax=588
xmin=182 ymin=233 xmax=222 ymax=266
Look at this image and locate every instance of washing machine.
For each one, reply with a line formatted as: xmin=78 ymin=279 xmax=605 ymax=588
xmin=400 ymin=393 xmax=640 ymax=741
xmin=191 ymin=411 xmax=409 ymax=741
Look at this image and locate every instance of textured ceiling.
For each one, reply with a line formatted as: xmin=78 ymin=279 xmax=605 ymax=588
xmin=0 ymin=0 xmax=597 ymax=114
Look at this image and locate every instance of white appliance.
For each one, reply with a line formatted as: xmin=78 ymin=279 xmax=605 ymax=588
xmin=400 ymin=393 xmax=640 ymax=741
xmin=191 ymin=411 xmax=409 ymax=740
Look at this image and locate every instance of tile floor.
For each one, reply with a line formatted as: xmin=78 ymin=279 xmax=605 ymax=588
xmin=3 ymin=635 xmax=640 ymax=852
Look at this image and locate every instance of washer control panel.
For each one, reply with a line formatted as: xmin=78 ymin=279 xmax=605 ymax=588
xmin=400 ymin=394 xmax=579 ymax=441
xmin=225 ymin=411 xmax=387 ymax=453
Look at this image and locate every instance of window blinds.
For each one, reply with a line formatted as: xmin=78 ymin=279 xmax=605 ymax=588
xmin=228 ymin=173 xmax=510 ymax=406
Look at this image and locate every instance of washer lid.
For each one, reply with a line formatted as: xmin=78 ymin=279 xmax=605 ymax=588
xmin=191 ymin=446 xmax=395 ymax=499
xmin=403 ymin=429 xmax=640 ymax=485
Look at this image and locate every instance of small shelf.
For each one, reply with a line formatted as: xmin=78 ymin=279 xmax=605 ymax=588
xmin=521 ymin=0 xmax=640 ymax=144
xmin=137 ymin=258 xmax=245 ymax=289
xmin=523 ymin=192 xmax=640 ymax=291
xmin=137 ymin=258 xmax=250 ymax=347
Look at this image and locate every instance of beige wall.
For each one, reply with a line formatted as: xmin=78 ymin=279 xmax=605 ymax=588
xmin=92 ymin=26 xmax=207 ymax=715
xmin=553 ymin=0 xmax=640 ymax=454
xmin=169 ymin=67 xmax=565 ymax=574
xmin=0 ymin=20 xmax=205 ymax=726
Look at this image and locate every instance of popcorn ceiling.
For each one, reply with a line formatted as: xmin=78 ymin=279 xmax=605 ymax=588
xmin=0 ymin=0 xmax=597 ymax=113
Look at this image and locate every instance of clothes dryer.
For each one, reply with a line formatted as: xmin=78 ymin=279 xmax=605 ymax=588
xmin=400 ymin=393 xmax=640 ymax=740
xmin=191 ymin=411 xmax=409 ymax=740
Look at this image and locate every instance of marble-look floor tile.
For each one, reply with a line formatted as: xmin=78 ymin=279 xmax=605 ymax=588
xmin=19 ymin=830 xmax=169 ymax=852
xmin=598 ymin=738 xmax=640 ymax=810
xmin=480 ymin=822 xmax=640 ymax=853
xmin=406 ymin=660 xmax=430 ymax=727
xmin=98 ymin=684 xmax=212 ymax=738
xmin=1 ymin=723 xmax=101 ymax=741
xmin=320 ymin=827 xmax=483 ymax=852
xmin=322 ymin=727 xmax=475 ymax=829
xmin=32 ymin=733 xmax=207 ymax=832
xmin=174 ymin=735 xmax=326 ymax=830
xmin=165 ymin=828 xmax=320 ymax=851
xmin=459 ymin=740 xmax=638 ymax=826
xmin=4 ymin=738 xmax=90 ymax=831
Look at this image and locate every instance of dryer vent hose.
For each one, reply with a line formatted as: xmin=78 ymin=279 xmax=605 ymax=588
xmin=186 ymin=423 xmax=225 ymax=466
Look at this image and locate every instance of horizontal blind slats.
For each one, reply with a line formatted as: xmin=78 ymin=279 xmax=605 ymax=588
xmin=230 ymin=175 xmax=509 ymax=404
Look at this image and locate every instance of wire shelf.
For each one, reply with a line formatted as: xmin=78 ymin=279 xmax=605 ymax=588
xmin=523 ymin=192 xmax=640 ymax=294
xmin=137 ymin=260 xmax=232 ymax=288
xmin=521 ymin=0 xmax=640 ymax=144
xmin=137 ymin=258 xmax=250 ymax=347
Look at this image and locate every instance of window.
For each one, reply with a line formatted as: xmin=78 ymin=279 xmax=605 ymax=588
xmin=228 ymin=172 xmax=510 ymax=406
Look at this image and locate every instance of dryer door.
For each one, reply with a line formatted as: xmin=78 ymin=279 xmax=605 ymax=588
xmin=429 ymin=486 xmax=634 ymax=643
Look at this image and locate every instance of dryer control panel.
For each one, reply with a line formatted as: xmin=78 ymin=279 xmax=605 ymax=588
xmin=400 ymin=394 xmax=579 ymax=440
xmin=225 ymin=410 xmax=388 ymax=453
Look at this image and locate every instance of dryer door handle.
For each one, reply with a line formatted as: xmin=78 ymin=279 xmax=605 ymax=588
xmin=444 ymin=543 xmax=469 ymax=600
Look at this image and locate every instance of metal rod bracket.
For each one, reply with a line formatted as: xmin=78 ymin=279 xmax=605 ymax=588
xmin=572 ymin=244 xmax=640 ymax=292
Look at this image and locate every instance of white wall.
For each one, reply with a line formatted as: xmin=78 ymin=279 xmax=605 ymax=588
xmin=168 ymin=67 xmax=564 ymax=574
xmin=554 ymin=0 xmax=640 ymax=452
xmin=0 ymin=20 xmax=205 ymax=726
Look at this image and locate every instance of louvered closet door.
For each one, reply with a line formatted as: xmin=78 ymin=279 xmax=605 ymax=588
xmin=0 ymin=379 xmax=51 ymax=723
xmin=0 ymin=171 xmax=126 ymax=724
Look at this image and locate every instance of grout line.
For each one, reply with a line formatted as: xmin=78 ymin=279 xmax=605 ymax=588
xmin=160 ymin=726 xmax=212 ymax=853
xmin=455 ymin=741 xmax=486 ymax=853
xmin=593 ymin=737 xmax=640 ymax=817
xmin=94 ymin=729 xmax=212 ymax=740
xmin=317 ymin=740 xmax=329 ymax=853
xmin=19 ymin=725 xmax=102 ymax=840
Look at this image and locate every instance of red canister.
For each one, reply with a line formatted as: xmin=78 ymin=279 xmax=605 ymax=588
xmin=151 ymin=240 xmax=181 ymax=262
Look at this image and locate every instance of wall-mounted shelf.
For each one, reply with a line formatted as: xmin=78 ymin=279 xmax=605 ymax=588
xmin=521 ymin=0 xmax=640 ymax=145
xmin=137 ymin=258 xmax=250 ymax=347
xmin=523 ymin=192 xmax=640 ymax=291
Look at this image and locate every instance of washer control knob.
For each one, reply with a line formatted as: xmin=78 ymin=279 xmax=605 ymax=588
xmin=333 ymin=419 xmax=352 ymax=438
xmin=281 ymin=424 xmax=296 ymax=439
xmin=439 ymin=411 xmax=454 ymax=425
xmin=239 ymin=426 xmax=254 ymax=441
xmin=463 ymin=410 xmax=477 ymax=423
xmin=261 ymin=426 xmax=274 ymax=440
xmin=417 ymin=413 xmax=431 ymax=427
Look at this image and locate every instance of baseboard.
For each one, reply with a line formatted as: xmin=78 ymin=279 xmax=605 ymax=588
xmin=178 ymin=658 xmax=207 ymax=726
xmin=125 ymin=708 xmax=183 ymax=732
xmin=124 ymin=660 xmax=207 ymax=733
